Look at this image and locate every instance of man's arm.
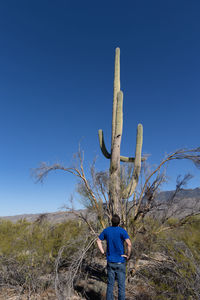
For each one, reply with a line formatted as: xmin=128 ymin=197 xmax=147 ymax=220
xmin=126 ymin=238 xmax=132 ymax=259
xmin=121 ymin=238 xmax=132 ymax=259
xmin=97 ymin=238 xmax=105 ymax=255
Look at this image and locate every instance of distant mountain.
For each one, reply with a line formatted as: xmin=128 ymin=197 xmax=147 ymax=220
xmin=155 ymin=187 xmax=200 ymax=202
xmin=0 ymin=188 xmax=200 ymax=223
xmin=149 ymin=187 xmax=200 ymax=219
xmin=0 ymin=210 xmax=90 ymax=224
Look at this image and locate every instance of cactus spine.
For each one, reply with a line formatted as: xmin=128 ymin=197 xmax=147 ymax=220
xmin=98 ymin=47 xmax=143 ymax=216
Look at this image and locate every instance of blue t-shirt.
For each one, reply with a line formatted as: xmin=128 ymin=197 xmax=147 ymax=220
xmin=99 ymin=226 xmax=130 ymax=263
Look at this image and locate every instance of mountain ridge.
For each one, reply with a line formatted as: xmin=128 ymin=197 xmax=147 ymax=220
xmin=1 ymin=188 xmax=200 ymax=223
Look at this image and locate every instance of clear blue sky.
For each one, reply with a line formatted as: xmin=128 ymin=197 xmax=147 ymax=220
xmin=0 ymin=0 xmax=200 ymax=216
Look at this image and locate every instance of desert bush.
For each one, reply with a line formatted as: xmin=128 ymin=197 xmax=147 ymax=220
xmin=0 ymin=218 xmax=86 ymax=294
xmin=0 ymin=215 xmax=200 ymax=299
xmin=128 ymin=216 xmax=200 ymax=299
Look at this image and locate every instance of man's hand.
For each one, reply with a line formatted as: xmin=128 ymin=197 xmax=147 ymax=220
xmin=97 ymin=238 xmax=106 ymax=256
xmin=121 ymin=254 xmax=130 ymax=260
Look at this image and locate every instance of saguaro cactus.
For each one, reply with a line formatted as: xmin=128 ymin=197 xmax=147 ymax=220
xmin=98 ymin=47 xmax=144 ymax=216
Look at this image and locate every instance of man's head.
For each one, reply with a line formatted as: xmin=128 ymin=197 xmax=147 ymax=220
xmin=111 ymin=214 xmax=120 ymax=227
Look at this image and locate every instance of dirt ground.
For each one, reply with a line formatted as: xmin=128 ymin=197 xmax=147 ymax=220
xmin=0 ymin=288 xmax=83 ymax=300
xmin=0 ymin=288 xmax=55 ymax=300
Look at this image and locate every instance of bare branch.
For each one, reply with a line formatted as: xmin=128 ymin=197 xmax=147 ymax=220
xmin=134 ymin=148 xmax=200 ymax=220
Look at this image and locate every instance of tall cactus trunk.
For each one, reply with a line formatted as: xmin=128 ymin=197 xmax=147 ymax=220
xmin=110 ymin=89 xmax=123 ymax=215
xmin=98 ymin=47 xmax=144 ymax=220
xmin=109 ymin=48 xmax=121 ymax=215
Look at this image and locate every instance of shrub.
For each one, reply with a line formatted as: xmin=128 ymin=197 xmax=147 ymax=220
xmin=0 ymin=218 xmax=86 ymax=293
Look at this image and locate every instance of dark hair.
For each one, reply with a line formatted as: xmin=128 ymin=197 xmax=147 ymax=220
xmin=111 ymin=214 xmax=120 ymax=227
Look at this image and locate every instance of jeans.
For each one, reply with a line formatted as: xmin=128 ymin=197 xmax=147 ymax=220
xmin=106 ymin=262 xmax=126 ymax=300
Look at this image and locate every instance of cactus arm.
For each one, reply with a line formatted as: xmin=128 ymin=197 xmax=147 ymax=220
xmin=120 ymin=156 xmax=135 ymax=162
xmin=121 ymin=124 xmax=143 ymax=199
xmin=120 ymin=155 xmax=146 ymax=163
xmin=98 ymin=130 xmax=145 ymax=162
xmin=111 ymin=47 xmax=120 ymax=147
xmin=98 ymin=129 xmax=111 ymax=159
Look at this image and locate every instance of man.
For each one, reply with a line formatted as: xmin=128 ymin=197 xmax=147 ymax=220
xmin=97 ymin=214 xmax=132 ymax=300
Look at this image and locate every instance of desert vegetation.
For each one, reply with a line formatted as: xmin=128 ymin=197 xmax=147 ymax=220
xmin=0 ymin=217 xmax=87 ymax=299
xmin=0 ymin=212 xmax=200 ymax=299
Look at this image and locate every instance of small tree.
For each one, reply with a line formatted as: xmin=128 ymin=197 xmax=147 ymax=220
xmin=34 ymin=147 xmax=200 ymax=231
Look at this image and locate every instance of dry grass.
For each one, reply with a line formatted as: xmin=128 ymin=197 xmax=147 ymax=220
xmin=0 ymin=287 xmax=84 ymax=300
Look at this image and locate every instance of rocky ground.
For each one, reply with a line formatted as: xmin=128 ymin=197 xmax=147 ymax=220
xmin=0 ymin=254 xmax=156 ymax=300
xmin=0 ymin=249 xmax=198 ymax=300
